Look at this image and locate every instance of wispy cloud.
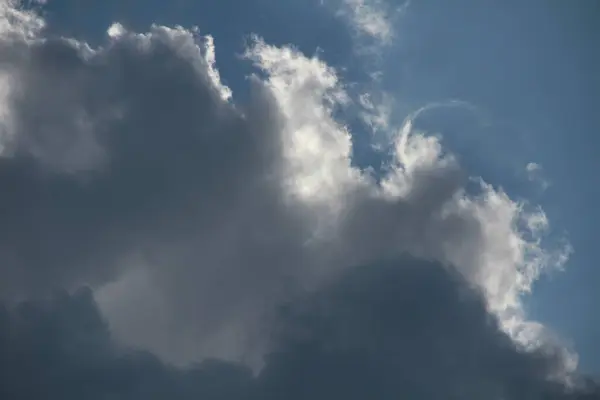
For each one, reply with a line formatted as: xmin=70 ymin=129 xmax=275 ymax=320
xmin=526 ymin=162 xmax=551 ymax=191
xmin=341 ymin=0 xmax=394 ymax=44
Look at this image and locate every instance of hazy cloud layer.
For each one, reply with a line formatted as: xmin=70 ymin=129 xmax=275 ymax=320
xmin=0 ymin=1 xmax=594 ymax=398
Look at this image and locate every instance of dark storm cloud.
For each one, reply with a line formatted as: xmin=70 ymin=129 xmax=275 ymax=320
xmin=0 ymin=258 xmax=598 ymax=400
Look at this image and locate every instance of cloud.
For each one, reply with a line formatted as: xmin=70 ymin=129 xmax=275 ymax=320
xmin=0 ymin=19 xmax=313 ymax=364
xmin=1 ymin=260 xmax=598 ymax=400
xmin=334 ymin=0 xmax=406 ymax=46
xmin=0 ymin=0 xmax=44 ymax=39
xmin=526 ymin=162 xmax=551 ymax=191
xmin=259 ymin=258 xmax=595 ymax=399
xmin=0 ymin=1 xmax=593 ymax=397
xmin=0 ymin=288 xmax=255 ymax=400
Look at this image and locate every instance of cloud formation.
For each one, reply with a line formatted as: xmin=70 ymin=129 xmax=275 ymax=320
xmin=2 ymin=260 xmax=599 ymax=400
xmin=0 ymin=1 xmax=594 ymax=398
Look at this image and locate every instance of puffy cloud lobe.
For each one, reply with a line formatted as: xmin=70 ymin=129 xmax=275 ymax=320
xmin=0 ymin=0 xmax=585 ymax=393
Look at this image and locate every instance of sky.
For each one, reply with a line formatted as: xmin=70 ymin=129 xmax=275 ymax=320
xmin=0 ymin=0 xmax=599 ymax=399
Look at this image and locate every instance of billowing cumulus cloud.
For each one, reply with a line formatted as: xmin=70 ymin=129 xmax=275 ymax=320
xmin=0 ymin=1 xmax=595 ymax=398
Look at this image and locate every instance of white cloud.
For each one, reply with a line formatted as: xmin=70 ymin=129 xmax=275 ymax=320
xmin=526 ymin=162 xmax=551 ymax=191
xmin=331 ymin=0 xmax=411 ymax=54
xmin=0 ymin=0 xmax=44 ymax=39
xmin=245 ymin=37 xmax=357 ymax=209
xmin=339 ymin=0 xmax=395 ymax=45
xmin=203 ymin=34 xmax=232 ymax=101
xmin=107 ymin=22 xmax=125 ymax=39
xmin=358 ymin=91 xmax=393 ymax=134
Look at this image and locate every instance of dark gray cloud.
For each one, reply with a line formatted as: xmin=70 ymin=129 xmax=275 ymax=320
xmin=260 ymin=258 xmax=578 ymax=400
xmin=0 ymin=258 xmax=598 ymax=400
xmin=0 ymin=287 xmax=254 ymax=400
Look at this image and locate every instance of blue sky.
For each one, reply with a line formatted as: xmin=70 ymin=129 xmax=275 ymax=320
xmin=0 ymin=1 xmax=598 ymax=397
